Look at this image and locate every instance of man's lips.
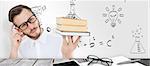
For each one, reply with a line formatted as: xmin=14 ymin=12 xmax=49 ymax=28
xmin=30 ymin=27 xmax=37 ymax=34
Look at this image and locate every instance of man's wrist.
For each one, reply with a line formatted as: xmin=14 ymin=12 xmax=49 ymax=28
xmin=11 ymin=43 xmax=19 ymax=51
xmin=10 ymin=46 xmax=18 ymax=59
xmin=12 ymin=47 xmax=19 ymax=51
xmin=63 ymin=53 xmax=73 ymax=59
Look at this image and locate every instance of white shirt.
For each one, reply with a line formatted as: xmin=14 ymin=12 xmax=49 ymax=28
xmin=18 ymin=28 xmax=63 ymax=58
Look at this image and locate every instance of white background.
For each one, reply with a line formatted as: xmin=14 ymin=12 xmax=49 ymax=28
xmin=0 ymin=0 xmax=149 ymax=58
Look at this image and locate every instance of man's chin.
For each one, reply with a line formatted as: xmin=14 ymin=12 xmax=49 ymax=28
xmin=27 ymin=33 xmax=40 ymax=40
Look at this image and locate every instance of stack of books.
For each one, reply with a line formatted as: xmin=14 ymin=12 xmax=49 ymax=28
xmin=56 ymin=17 xmax=88 ymax=32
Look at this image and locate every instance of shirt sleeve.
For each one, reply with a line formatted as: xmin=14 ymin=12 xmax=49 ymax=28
xmin=17 ymin=48 xmax=23 ymax=58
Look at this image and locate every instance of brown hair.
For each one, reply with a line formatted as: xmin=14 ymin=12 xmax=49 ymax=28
xmin=8 ymin=5 xmax=34 ymax=22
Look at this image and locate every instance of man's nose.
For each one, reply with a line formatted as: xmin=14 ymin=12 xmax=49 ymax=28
xmin=27 ymin=22 xmax=34 ymax=29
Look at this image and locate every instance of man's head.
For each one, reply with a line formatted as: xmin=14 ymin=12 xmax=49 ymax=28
xmin=9 ymin=5 xmax=41 ymax=40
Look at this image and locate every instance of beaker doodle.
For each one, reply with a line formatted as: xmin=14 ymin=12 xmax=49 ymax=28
xmin=130 ymin=25 xmax=145 ymax=54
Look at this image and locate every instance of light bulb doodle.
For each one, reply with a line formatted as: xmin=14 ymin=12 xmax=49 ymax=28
xmin=102 ymin=5 xmax=124 ymax=28
xmin=130 ymin=25 xmax=145 ymax=54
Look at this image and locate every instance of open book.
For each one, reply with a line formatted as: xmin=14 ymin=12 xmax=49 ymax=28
xmin=79 ymin=56 xmax=145 ymax=66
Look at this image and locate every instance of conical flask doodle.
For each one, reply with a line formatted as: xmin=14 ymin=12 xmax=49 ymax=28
xmin=130 ymin=25 xmax=145 ymax=54
xmin=130 ymin=41 xmax=145 ymax=54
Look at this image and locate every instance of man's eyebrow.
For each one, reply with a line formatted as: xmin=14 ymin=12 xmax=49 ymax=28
xmin=18 ymin=18 xmax=29 ymax=27
xmin=19 ymin=14 xmax=34 ymax=24
xmin=17 ymin=22 xmax=25 ymax=27
xmin=27 ymin=15 xmax=34 ymax=21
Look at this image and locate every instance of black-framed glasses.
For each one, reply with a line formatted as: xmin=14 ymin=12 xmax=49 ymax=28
xmin=87 ymin=55 xmax=113 ymax=66
xmin=14 ymin=14 xmax=37 ymax=30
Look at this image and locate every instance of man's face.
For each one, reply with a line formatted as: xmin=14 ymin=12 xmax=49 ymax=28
xmin=13 ymin=8 xmax=41 ymax=39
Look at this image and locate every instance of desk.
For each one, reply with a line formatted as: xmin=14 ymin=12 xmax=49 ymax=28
xmin=131 ymin=58 xmax=150 ymax=66
xmin=0 ymin=58 xmax=149 ymax=66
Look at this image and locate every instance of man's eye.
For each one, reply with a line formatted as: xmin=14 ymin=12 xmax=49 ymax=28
xmin=29 ymin=18 xmax=36 ymax=23
xmin=29 ymin=18 xmax=34 ymax=21
xmin=20 ymin=23 xmax=27 ymax=28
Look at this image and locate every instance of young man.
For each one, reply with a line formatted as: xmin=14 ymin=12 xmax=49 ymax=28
xmin=8 ymin=5 xmax=80 ymax=59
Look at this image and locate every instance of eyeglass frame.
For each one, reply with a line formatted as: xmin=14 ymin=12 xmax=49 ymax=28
xmin=87 ymin=55 xmax=113 ymax=66
xmin=13 ymin=14 xmax=37 ymax=30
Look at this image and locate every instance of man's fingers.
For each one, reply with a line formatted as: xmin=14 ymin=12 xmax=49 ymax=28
xmin=11 ymin=25 xmax=24 ymax=37
xmin=71 ymin=36 xmax=73 ymax=43
xmin=20 ymin=33 xmax=25 ymax=37
xmin=63 ymin=35 xmax=68 ymax=46
xmin=63 ymin=35 xmax=66 ymax=39
xmin=63 ymin=36 xmax=80 ymax=46
xmin=63 ymin=35 xmax=67 ymax=42
xmin=74 ymin=36 xmax=80 ymax=44
xmin=18 ymin=30 xmax=24 ymax=37
xmin=68 ymin=36 xmax=73 ymax=44
xmin=73 ymin=36 xmax=81 ymax=47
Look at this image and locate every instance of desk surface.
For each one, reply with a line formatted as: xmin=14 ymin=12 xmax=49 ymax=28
xmin=0 ymin=58 xmax=149 ymax=66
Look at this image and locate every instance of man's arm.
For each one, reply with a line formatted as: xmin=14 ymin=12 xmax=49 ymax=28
xmin=61 ymin=36 xmax=80 ymax=59
xmin=9 ymin=27 xmax=24 ymax=59
xmin=10 ymin=46 xmax=19 ymax=59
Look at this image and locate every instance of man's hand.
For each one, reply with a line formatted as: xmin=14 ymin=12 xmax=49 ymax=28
xmin=10 ymin=26 xmax=24 ymax=59
xmin=61 ymin=36 xmax=80 ymax=59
